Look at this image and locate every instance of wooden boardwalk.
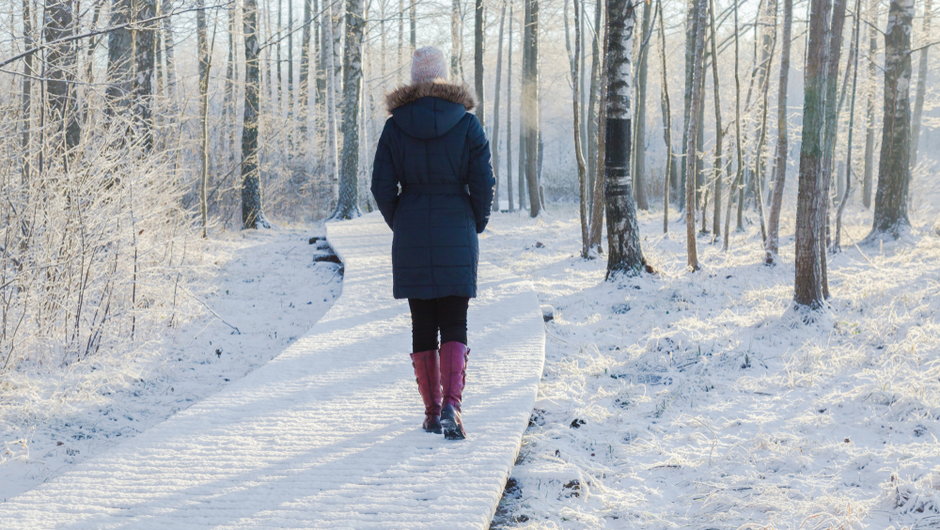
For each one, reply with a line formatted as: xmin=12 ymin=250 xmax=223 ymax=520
xmin=0 ymin=213 xmax=546 ymax=529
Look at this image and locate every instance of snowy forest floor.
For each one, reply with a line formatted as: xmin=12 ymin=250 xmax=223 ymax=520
xmin=1 ymin=195 xmax=938 ymax=528
xmin=486 ymin=203 xmax=940 ymax=528
xmin=0 ymin=226 xmax=342 ymax=501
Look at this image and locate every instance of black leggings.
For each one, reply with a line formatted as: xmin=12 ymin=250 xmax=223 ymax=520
xmin=408 ymin=296 xmax=469 ymax=352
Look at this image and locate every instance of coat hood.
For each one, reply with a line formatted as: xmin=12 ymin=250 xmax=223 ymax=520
xmin=385 ymin=82 xmax=476 ymax=140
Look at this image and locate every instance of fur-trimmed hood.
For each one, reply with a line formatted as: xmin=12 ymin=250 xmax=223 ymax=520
xmin=384 ymin=82 xmax=476 ymax=140
xmin=385 ymin=81 xmax=476 ymax=113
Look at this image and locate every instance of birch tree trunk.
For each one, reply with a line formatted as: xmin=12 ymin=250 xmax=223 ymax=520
xmin=566 ymin=0 xmax=590 ymax=257
xmin=658 ymin=0 xmax=673 ymax=235
xmin=586 ymin=0 xmax=603 ymax=210
xmin=197 ymin=0 xmax=211 ymax=237
xmin=522 ymin=0 xmax=541 ymax=217
xmin=241 ymin=0 xmax=271 ymax=229
xmin=506 ymin=3 xmax=515 ymax=212
xmin=299 ymin=0 xmax=313 ymax=144
xmin=452 ymin=0 xmax=463 ymax=81
xmin=517 ymin=18 xmax=527 ymax=214
xmin=834 ymin=0 xmax=863 ymax=252
xmin=589 ymin=9 xmax=609 ymax=250
xmin=322 ymin=0 xmax=340 ymax=193
xmin=604 ymin=0 xmax=646 ymax=277
xmin=708 ymin=0 xmax=724 ymax=240
xmin=868 ymin=0 xmax=913 ymax=239
xmin=765 ymin=0 xmax=792 ymax=262
xmin=909 ymin=0 xmax=931 ymax=166
xmin=492 ymin=1 xmax=507 ymax=212
xmin=223 ymin=3 xmax=238 ymax=159
xmin=331 ymin=0 xmax=364 ymax=219
xmin=679 ymin=0 xmax=694 ymax=211
xmin=288 ymin=0 xmax=295 ymax=132
xmin=161 ymin=0 xmax=178 ymax=100
xmin=684 ymin=0 xmax=707 ymax=271
xmin=724 ymin=0 xmax=744 ymax=247
xmin=632 ymin=0 xmax=652 ymax=211
xmin=862 ymin=0 xmax=878 ymax=208
xmin=277 ymin=0 xmax=284 ymax=114
xmin=410 ymin=0 xmax=416 ymax=49
xmin=20 ymin=0 xmax=34 ymax=182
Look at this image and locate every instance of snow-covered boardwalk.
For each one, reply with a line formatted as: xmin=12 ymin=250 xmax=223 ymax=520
xmin=0 ymin=213 xmax=545 ymax=529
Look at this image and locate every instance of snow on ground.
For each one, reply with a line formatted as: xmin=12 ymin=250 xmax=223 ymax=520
xmin=485 ymin=204 xmax=940 ymax=528
xmin=0 ymin=225 xmax=341 ymax=501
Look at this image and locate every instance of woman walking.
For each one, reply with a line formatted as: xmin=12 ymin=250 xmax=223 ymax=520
xmin=370 ymin=47 xmax=495 ymax=440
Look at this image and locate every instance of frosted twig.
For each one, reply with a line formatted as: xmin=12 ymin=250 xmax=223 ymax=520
xmin=178 ymin=286 xmax=241 ymax=335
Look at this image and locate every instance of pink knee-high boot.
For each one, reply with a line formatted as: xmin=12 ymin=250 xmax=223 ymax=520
xmin=439 ymin=341 xmax=470 ymax=440
xmin=410 ymin=350 xmax=443 ymax=434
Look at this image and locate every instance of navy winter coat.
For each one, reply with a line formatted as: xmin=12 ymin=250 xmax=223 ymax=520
xmin=370 ymin=82 xmax=495 ymax=300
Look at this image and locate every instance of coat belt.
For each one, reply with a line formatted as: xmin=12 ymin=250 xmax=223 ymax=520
xmin=401 ymin=183 xmax=469 ymax=194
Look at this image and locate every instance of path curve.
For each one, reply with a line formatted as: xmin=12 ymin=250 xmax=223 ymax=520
xmin=0 ymin=213 xmax=546 ymax=529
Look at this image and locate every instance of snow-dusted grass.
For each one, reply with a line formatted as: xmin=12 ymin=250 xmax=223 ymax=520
xmin=0 ymin=226 xmax=341 ymax=500
xmin=486 ymin=204 xmax=940 ymax=528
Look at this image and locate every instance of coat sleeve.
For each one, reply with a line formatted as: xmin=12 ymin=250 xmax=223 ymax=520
xmin=466 ymin=114 xmax=496 ymax=233
xmin=370 ymin=119 xmax=400 ymax=230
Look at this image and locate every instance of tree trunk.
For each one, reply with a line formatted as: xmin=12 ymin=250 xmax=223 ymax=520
xmin=197 ymin=0 xmax=211 ymax=237
xmin=566 ymin=0 xmax=590 ymax=256
xmin=522 ymin=0 xmax=541 ymax=217
xmin=506 ymin=3 xmax=515 ymax=212
xmin=44 ymin=0 xmax=81 ymax=160
xmin=332 ymin=0 xmax=365 ymax=219
xmin=410 ymin=0 xmax=417 ymax=49
xmin=910 ymin=0 xmax=931 ymax=166
xmin=241 ymin=0 xmax=270 ymax=229
xmin=277 ymin=0 xmax=284 ymax=115
xmin=299 ymin=0 xmax=313 ymax=144
xmin=752 ymin=0 xmax=777 ymax=209
xmin=133 ymin=0 xmax=157 ymax=150
xmin=586 ymin=0 xmax=604 ymax=214
xmin=684 ymin=0 xmax=707 ymax=271
xmin=752 ymin=0 xmax=778 ymax=247
xmin=708 ymin=0 xmax=724 ymax=240
xmin=679 ymin=0 xmax=695 ymax=211
xmin=322 ymin=0 xmax=340 ymax=195
xmin=288 ymin=0 xmax=295 ymax=130
xmin=452 ymin=0 xmax=463 ymax=81
xmin=765 ymin=0 xmax=792 ymax=262
xmin=474 ymin=0 xmax=485 ymax=126
xmin=492 ymin=1 xmax=506 ymax=212
xmin=223 ymin=2 xmax=238 ymax=160
xmin=862 ymin=0 xmax=878 ymax=208
xmin=833 ymin=0 xmax=863 ymax=252
xmin=868 ymin=0 xmax=913 ymax=238
xmin=589 ymin=7 xmax=609 ymax=250
xmin=727 ymin=0 xmax=745 ymax=244
xmin=161 ymin=0 xmax=178 ymax=100
xmin=794 ymin=0 xmax=843 ymax=308
xmin=331 ymin=0 xmax=344 ymax=96
xmin=604 ymin=0 xmax=646 ymax=277
xmin=20 ymin=0 xmax=34 ymax=182
xmin=632 ymin=0 xmax=651 ymax=211
xmin=106 ymin=0 xmax=133 ymax=115
xmin=658 ymin=0 xmax=673 ymax=235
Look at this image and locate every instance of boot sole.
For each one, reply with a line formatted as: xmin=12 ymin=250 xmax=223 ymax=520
xmin=424 ymin=424 xmax=443 ymax=434
xmin=441 ymin=418 xmax=465 ymax=440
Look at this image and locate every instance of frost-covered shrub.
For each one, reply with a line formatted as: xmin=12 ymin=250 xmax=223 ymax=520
xmin=1 ymin=124 xmax=193 ymax=372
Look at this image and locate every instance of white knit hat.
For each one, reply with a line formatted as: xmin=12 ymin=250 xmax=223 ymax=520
xmin=411 ymin=46 xmax=448 ymax=84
